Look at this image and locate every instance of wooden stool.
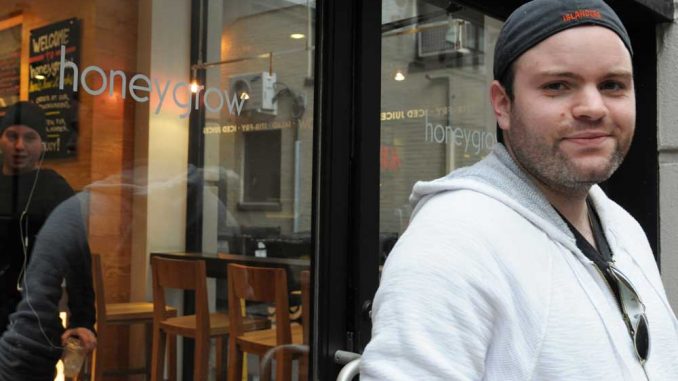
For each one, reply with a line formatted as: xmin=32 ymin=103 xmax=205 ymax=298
xmin=227 ymin=264 xmax=304 ymax=381
xmin=150 ymin=257 xmax=268 ymax=381
xmin=91 ymin=254 xmax=177 ymax=380
xmin=260 ymin=270 xmax=311 ymax=381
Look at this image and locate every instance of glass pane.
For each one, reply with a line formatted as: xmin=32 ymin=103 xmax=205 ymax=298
xmin=0 ymin=1 xmax=314 ymax=380
xmin=204 ymin=1 xmax=315 ymax=380
xmin=380 ymin=0 xmax=503 ymax=259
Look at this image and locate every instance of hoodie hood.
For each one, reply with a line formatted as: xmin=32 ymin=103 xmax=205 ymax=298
xmin=409 ymin=143 xmax=596 ymax=255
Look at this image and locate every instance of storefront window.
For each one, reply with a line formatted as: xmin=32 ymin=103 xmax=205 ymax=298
xmin=379 ymin=0 xmax=502 ymax=258
xmin=0 ymin=0 xmax=314 ymax=379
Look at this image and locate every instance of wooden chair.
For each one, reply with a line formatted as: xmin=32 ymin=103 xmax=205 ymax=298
xmin=91 ymin=253 xmax=177 ymax=380
xmin=150 ymin=256 xmax=268 ymax=381
xmin=227 ymin=264 xmax=304 ymax=381
xmin=260 ymin=270 xmax=311 ymax=381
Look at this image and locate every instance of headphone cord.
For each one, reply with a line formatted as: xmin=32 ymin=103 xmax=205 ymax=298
xmin=16 ymin=149 xmax=45 ymax=292
xmin=14 ymin=150 xmax=63 ymax=349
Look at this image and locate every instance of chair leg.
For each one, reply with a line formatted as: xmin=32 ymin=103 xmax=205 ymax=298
xmin=276 ymin=348 xmax=292 ymax=381
xmin=167 ymin=334 xmax=177 ymax=381
xmin=150 ymin=326 xmax=166 ymax=381
xmin=227 ymin=338 xmax=243 ymax=381
xmin=299 ymin=352 xmax=309 ymax=381
xmin=92 ymin=331 xmax=104 ymax=381
xmin=145 ymin=322 xmax=153 ymax=381
xmin=215 ymin=336 xmax=227 ymax=380
xmin=194 ymin=334 xmax=211 ymax=381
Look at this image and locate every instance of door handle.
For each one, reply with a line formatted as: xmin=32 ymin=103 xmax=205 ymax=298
xmin=334 ymin=350 xmax=361 ymax=381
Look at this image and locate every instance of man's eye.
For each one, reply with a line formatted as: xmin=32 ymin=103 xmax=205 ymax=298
xmin=600 ymin=81 xmax=626 ymax=91
xmin=542 ymin=82 xmax=568 ymax=91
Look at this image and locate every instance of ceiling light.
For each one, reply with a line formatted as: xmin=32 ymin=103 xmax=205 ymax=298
xmin=394 ymin=70 xmax=405 ymax=81
xmin=290 ymin=33 xmax=305 ymax=39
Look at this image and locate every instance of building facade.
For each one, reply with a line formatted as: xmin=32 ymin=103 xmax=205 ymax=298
xmin=0 ymin=0 xmax=675 ymax=379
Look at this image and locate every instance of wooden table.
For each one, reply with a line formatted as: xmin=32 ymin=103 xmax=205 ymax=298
xmin=149 ymin=252 xmax=310 ymax=379
xmin=151 ymin=251 xmax=310 ymax=276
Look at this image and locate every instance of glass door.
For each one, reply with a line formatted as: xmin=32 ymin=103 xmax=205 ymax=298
xmin=313 ymin=1 xmax=511 ymax=379
xmin=314 ymin=1 xmax=505 ymax=378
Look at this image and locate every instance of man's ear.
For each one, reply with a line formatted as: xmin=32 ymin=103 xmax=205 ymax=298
xmin=490 ymin=80 xmax=511 ymax=134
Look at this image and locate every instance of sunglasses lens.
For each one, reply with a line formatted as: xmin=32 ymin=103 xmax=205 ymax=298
xmin=635 ymin=314 xmax=649 ymax=361
xmin=609 ymin=266 xmax=650 ymax=362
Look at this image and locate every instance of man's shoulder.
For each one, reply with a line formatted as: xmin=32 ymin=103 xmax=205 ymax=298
xmin=394 ymin=191 xmax=520 ymax=263
xmin=394 ymin=188 xmax=555 ymax=275
xmin=412 ymin=188 xmax=527 ymax=230
xmin=37 ymin=169 xmax=74 ymax=193
xmin=38 ymin=168 xmax=69 ymax=183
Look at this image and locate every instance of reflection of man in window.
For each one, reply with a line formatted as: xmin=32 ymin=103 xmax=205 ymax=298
xmin=362 ymin=1 xmax=678 ymax=380
xmin=0 ymin=102 xmax=95 ymax=350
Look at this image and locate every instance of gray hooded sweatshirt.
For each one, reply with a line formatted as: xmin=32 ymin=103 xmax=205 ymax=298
xmin=362 ymin=144 xmax=678 ymax=380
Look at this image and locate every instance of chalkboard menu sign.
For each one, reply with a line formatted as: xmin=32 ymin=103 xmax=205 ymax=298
xmin=0 ymin=24 xmax=21 ymax=116
xmin=28 ymin=18 xmax=80 ymax=159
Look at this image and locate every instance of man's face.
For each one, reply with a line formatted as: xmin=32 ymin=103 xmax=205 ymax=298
xmin=0 ymin=125 xmax=44 ymax=175
xmin=497 ymin=26 xmax=635 ymax=195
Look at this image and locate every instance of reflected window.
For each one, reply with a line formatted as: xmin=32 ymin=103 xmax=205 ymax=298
xmin=242 ymin=129 xmax=281 ymax=206
xmin=380 ymin=1 xmax=503 ymax=259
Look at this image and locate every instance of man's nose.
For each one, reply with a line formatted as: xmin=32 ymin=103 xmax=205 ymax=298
xmin=572 ymin=86 xmax=607 ymax=122
xmin=14 ymin=137 xmax=26 ymax=150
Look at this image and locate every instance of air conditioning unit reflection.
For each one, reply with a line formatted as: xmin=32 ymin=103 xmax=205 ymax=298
xmin=417 ymin=19 xmax=479 ymax=57
xmin=228 ymin=72 xmax=277 ymax=115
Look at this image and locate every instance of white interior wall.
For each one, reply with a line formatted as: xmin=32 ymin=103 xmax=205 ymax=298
xmin=131 ymin=0 xmax=191 ymax=378
xmin=146 ymin=0 xmax=191 ymax=253
xmin=131 ymin=0 xmax=192 ymax=299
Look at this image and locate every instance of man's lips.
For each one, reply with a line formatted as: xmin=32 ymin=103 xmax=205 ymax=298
xmin=562 ymin=132 xmax=612 ymax=146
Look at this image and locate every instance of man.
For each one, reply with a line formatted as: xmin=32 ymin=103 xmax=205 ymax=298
xmin=0 ymin=102 xmax=96 ymax=367
xmin=0 ymin=178 xmax=97 ymax=379
xmin=361 ymin=1 xmax=678 ymax=380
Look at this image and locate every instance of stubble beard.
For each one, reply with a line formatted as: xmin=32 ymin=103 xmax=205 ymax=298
xmin=506 ymin=113 xmax=629 ymax=197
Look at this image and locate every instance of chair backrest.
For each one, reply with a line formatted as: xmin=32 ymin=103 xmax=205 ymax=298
xmin=151 ymin=256 xmax=209 ymax=328
xmin=227 ymin=264 xmax=290 ymax=343
xmin=91 ymin=254 xmax=108 ymax=321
